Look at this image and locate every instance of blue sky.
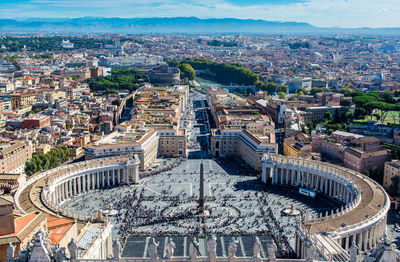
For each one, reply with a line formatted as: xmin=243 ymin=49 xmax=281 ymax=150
xmin=0 ymin=0 xmax=399 ymax=28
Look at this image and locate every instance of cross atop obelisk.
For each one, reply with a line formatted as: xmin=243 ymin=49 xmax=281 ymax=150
xmin=198 ymin=161 xmax=204 ymax=213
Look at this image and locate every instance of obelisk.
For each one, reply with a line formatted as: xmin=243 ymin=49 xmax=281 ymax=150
xmin=198 ymin=162 xmax=204 ymax=213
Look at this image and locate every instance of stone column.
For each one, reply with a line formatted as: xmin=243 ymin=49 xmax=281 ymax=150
xmin=124 ymin=168 xmax=129 ymax=184
xmin=306 ymin=171 xmax=309 ymax=188
xmin=61 ymin=183 xmax=65 ymax=202
xmin=87 ymin=174 xmax=91 ymax=192
xmin=363 ymin=231 xmax=368 ymax=251
xmin=368 ymin=228 xmax=373 ymax=249
xmin=297 ymin=169 xmax=300 ymax=186
xmin=68 ymin=180 xmax=72 ymax=198
xmin=358 ymin=232 xmax=363 ymax=252
xmin=291 ymin=169 xmax=295 ymax=185
xmin=113 ymin=170 xmax=116 ymax=186
xmin=78 ymin=176 xmax=81 ymax=194
xmin=311 ymin=173 xmax=315 ymax=189
xmin=55 ymin=186 xmax=59 ymax=203
xmin=285 ymin=168 xmax=289 ymax=185
xmin=333 ymin=181 xmax=337 ymax=198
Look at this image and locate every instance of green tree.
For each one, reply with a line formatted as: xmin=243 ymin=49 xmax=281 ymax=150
xmin=277 ymin=84 xmax=288 ymax=93
xmin=324 ymin=112 xmax=333 ymax=121
xmin=278 ymin=92 xmax=286 ymax=100
xmin=310 ymin=87 xmax=324 ymax=96
xmin=177 ymin=63 xmax=196 ymax=80
xmin=112 ymin=99 xmax=121 ymax=106
xmin=340 ymin=99 xmax=351 ymax=107
xmin=266 ymin=82 xmax=278 ymax=94
xmin=255 ymin=80 xmax=266 ymax=90
xmin=297 ymin=87 xmax=308 ymax=95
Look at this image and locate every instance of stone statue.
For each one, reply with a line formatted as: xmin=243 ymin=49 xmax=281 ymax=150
xmin=207 ymin=235 xmax=217 ymax=262
xmin=55 ymin=249 xmax=65 ymax=262
xmin=148 ymin=238 xmax=159 ymax=262
xmin=7 ymin=243 xmax=15 ymax=262
xmin=349 ymin=241 xmax=358 ymax=262
xmin=228 ymin=237 xmax=239 ymax=259
xmin=253 ymin=238 xmax=262 ymax=258
xmin=165 ymin=238 xmax=176 ymax=259
xmin=113 ymin=240 xmax=121 ymax=259
xmin=189 ymin=238 xmax=200 ymax=262
xmin=67 ymin=238 xmax=77 ymax=260
xmin=267 ymin=241 xmax=277 ymax=261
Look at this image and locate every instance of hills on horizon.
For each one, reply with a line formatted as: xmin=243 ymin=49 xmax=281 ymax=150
xmin=0 ymin=17 xmax=399 ymax=35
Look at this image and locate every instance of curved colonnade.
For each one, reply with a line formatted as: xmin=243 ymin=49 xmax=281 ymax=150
xmin=14 ymin=154 xmax=140 ymax=219
xmin=261 ymin=154 xmax=390 ymax=259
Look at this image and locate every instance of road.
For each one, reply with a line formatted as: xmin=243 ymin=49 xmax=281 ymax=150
xmin=185 ymin=89 xmax=211 ymax=159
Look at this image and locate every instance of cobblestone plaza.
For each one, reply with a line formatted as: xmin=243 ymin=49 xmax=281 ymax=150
xmin=61 ymin=159 xmax=340 ymax=258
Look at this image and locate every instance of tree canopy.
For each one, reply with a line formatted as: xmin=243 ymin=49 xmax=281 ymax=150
xmin=166 ymin=58 xmax=259 ymax=86
xmin=177 ymin=63 xmax=196 ymax=80
xmin=86 ymin=69 xmax=147 ymax=92
xmin=351 ymin=91 xmax=400 ymax=122
xmin=25 ymin=146 xmax=70 ymax=176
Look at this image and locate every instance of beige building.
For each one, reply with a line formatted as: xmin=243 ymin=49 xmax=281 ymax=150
xmin=158 ymin=130 xmax=187 ymax=158
xmin=86 ymin=129 xmax=186 ymax=170
xmin=0 ymin=141 xmax=33 ymax=174
xmin=383 ymin=160 xmax=400 ymax=190
xmin=10 ymin=93 xmax=37 ymax=110
xmin=210 ymin=129 xmax=278 ymax=170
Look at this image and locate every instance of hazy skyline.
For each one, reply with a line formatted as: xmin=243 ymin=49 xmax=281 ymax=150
xmin=1 ymin=0 xmax=400 ymax=28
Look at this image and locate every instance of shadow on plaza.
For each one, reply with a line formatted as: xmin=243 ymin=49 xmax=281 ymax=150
xmin=233 ymin=179 xmax=343 ymax=213
xmin=215 ymin=157 xmax=259 ymax=177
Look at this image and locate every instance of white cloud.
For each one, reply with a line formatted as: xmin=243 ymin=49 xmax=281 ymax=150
xmin=2 ymin=0 xmax=400 ymax=28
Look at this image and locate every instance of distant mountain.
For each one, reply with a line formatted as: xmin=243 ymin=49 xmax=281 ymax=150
xmin=0 ymin=17 xmax=399 ymax=35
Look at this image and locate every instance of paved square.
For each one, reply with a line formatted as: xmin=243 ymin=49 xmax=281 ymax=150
xmin=61 ymin=159 xmax=340 ymax=258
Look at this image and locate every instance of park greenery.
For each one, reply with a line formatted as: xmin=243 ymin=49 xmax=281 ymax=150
xmin=287 ymin=42 xmax=310 ymax=49
xmin=24 ymin=146 xmax=70 ymax=176
xmin=350 ymin=90 xmax=400 ymax=123
xmin=0 ymin=36 xmax=114 ymax=52
xmin=166 ymin=58 xmax=259 ymax=86
xmin=207 ymin=40 xmax=238 ymax=47
xmin=86 ymin=69 xmax=147 ymax=92
xmin=306 ymin=109 xmax=354 ymax=135
xmin=304 ymin=89 xmax=400 ymax=135
xmin=31 ymin=54 xmax=53 ymax=59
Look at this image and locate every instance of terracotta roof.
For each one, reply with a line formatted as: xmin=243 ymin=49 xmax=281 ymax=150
xmin=47 ymin=216 xmax=74 ymax=245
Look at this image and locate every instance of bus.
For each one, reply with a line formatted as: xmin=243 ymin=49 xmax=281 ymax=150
xmin=299 ymin=188 xmax=316 ymax=198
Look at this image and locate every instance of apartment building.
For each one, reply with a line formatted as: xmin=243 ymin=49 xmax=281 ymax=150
xmin=0 ymin=141 xmax=32 ymax=174
xmin=158 ymin=130 xmax=187 ymax=158
xmin=86 ymin=129 xmax=186 ymax=170
xmin=10 ymin=93 xmax=37 ymax=110
xmin=210 ymin=129 xmax=278 ymax=170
